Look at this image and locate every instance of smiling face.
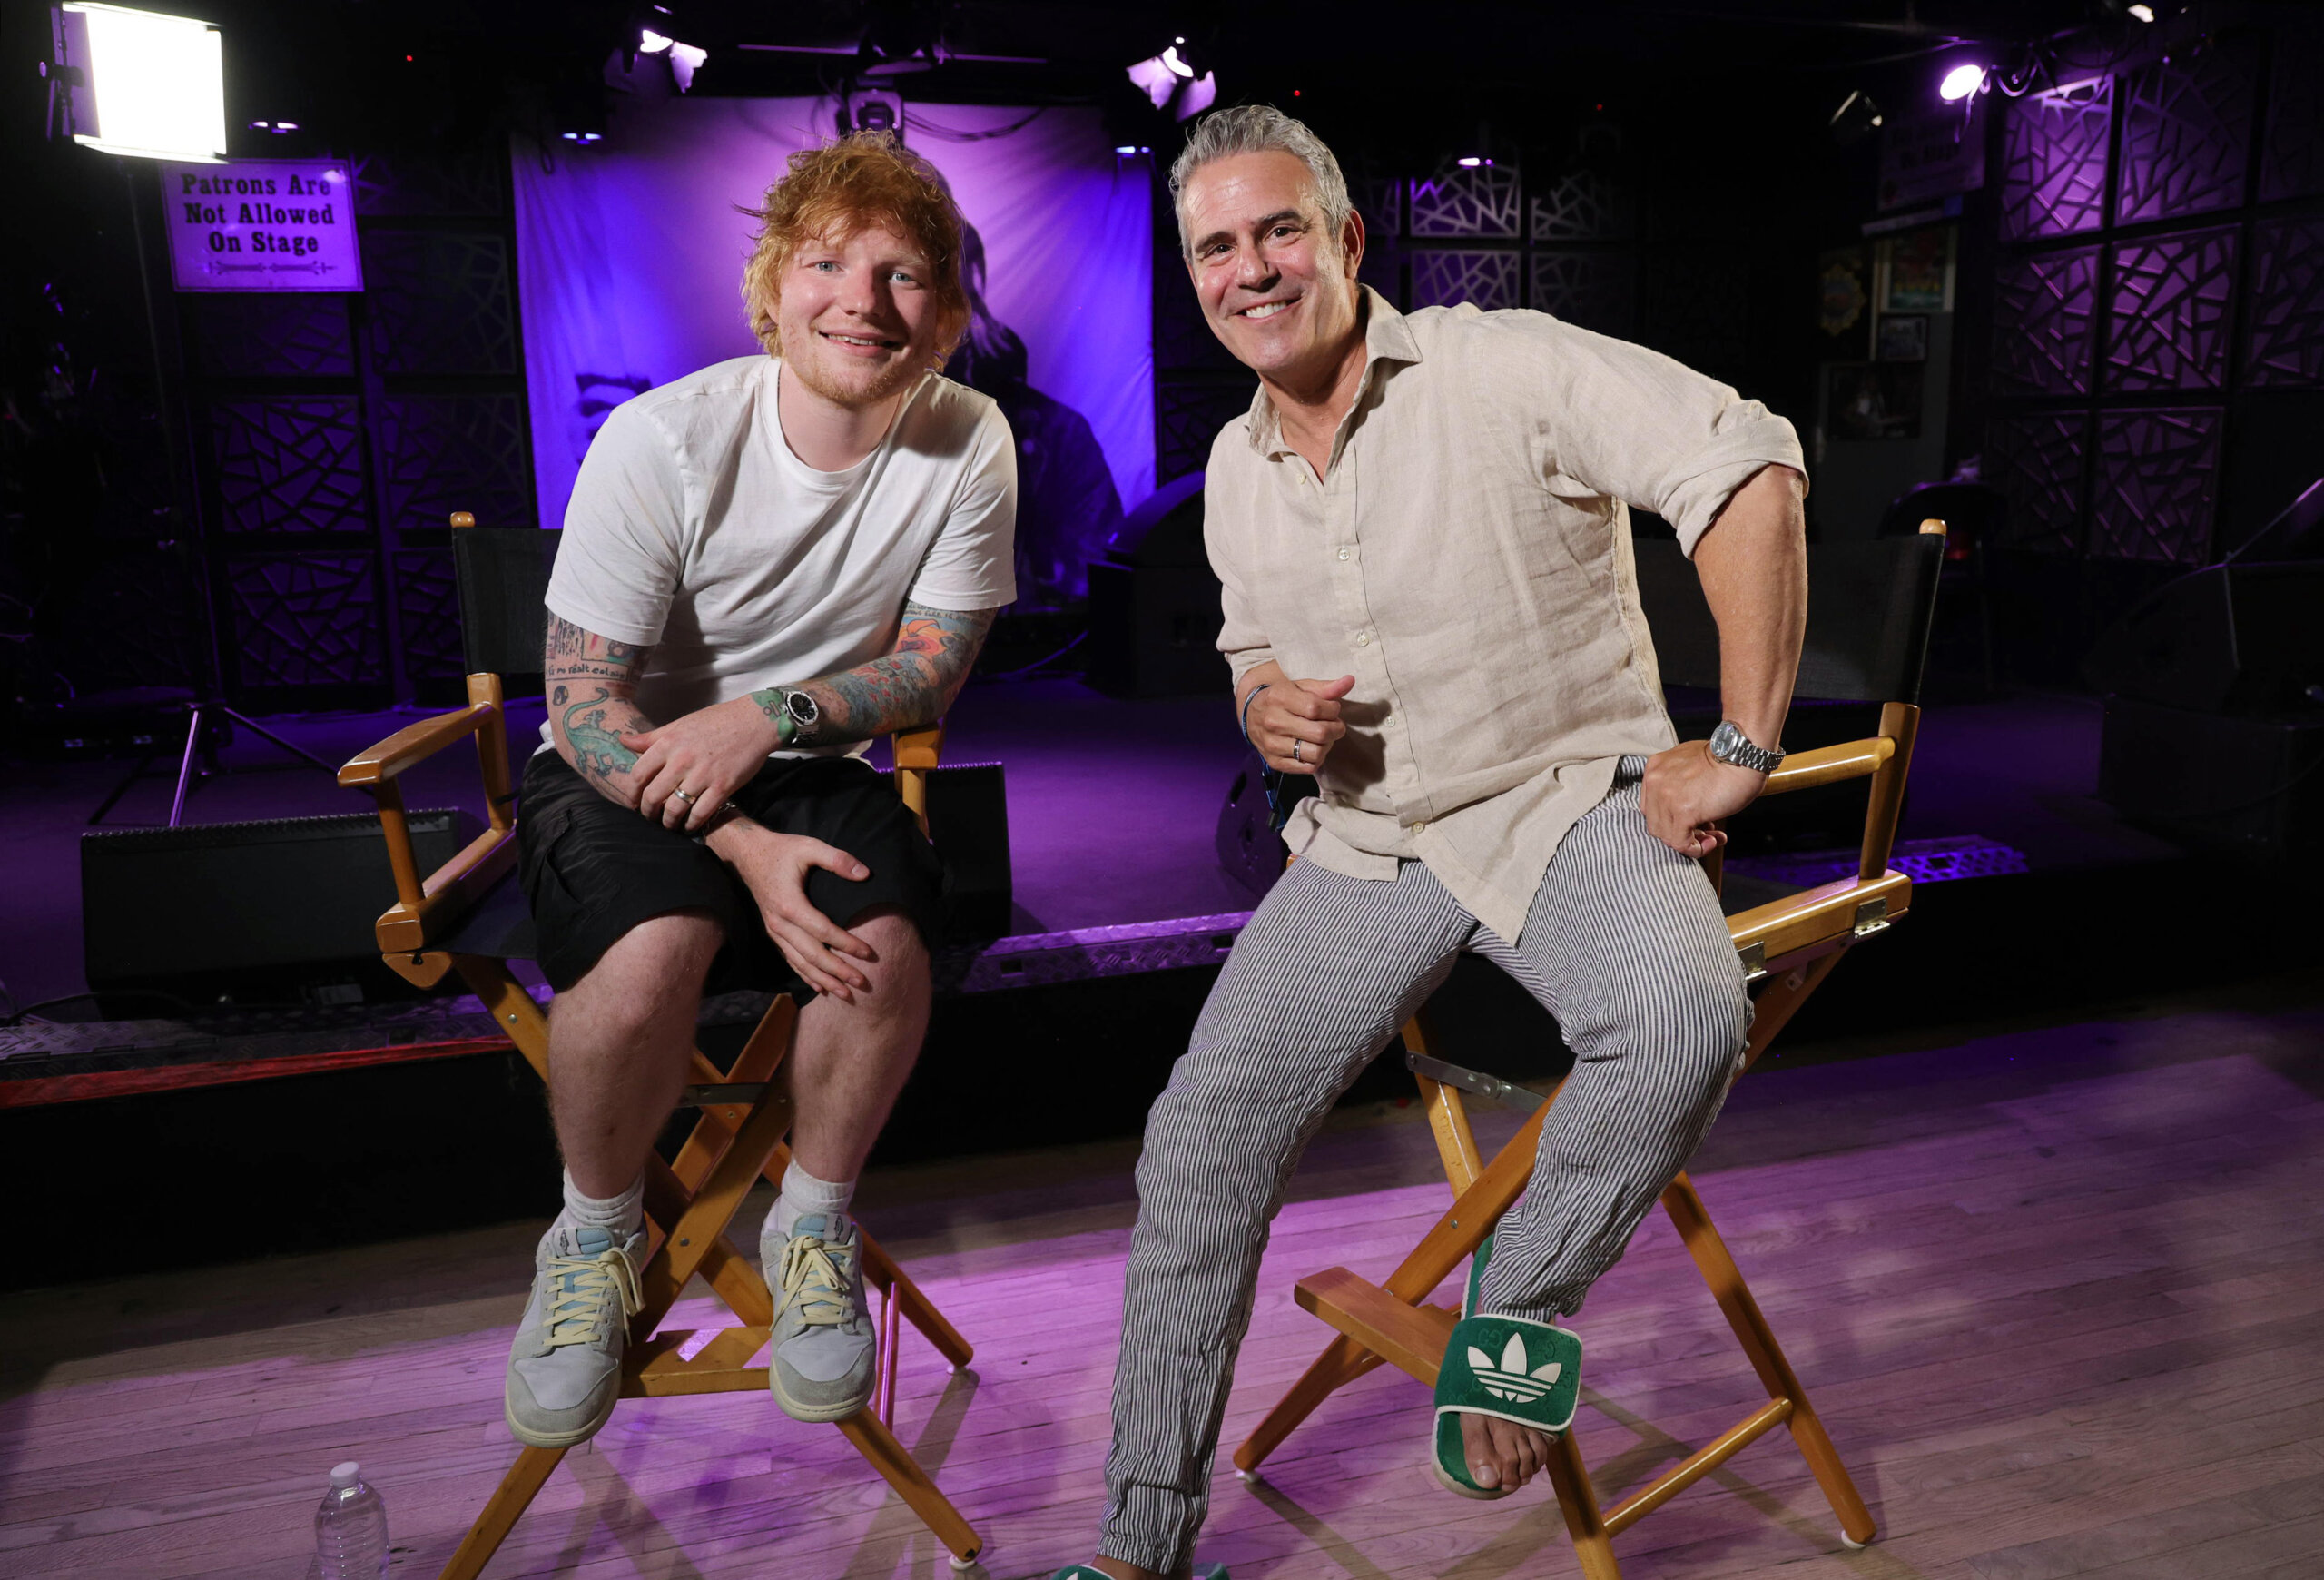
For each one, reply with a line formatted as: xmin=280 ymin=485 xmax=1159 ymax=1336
xmin=1180 ymin=150 xmax=1365 ymax=389
xmin=774 ymin=222 xmax=943 ymax=410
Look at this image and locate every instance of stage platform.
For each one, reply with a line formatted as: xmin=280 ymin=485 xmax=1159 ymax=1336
xmin=3 ymin=980 xmax=2318 ymax=1579
xmin=0 ymin=680 xmax=2186 ymax=1102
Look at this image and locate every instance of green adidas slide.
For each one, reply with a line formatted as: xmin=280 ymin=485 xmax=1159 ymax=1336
xmin=1049 ymin=1565 xmax=1229 ymax=1578
xmin=1430 ymin=1233 xmax=1582 ymax=1500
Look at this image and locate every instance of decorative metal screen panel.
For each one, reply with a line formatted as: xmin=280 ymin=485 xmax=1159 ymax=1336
xmin=1357 ymin=175 xmax=1402 ymax=241
xmin=1408 ymin=166 xmax=1520 ymax=238
xmin=1530 ymin=251 xmax=1636 ymax=336
xmin=2114 ymin=44 xmax=2255 ymax=224
xmin=393 ymin=550 xmax=466 ymax=682
xmin=361 ymin=232 xmax=517 ymax=376
xmin=212 ymin=398 xmax=369 ymax=536
xmin=1994 ymin=246 xmax=2099 ymax=395
xmin=186 ymin=293 xmax=353 ymax=379
xmin=2103 ymin=227 xmax=2239 ymax=392
xmin=1986 ymin=413 xmax=2089 ymax=554
xmin=2090 ymin=409 xmax=2220 ymax=563
xmin=379 ymin=395 xmax=533 ymax=534
xmin=1157 ymin=380 xmax=1256 ymax=482
xmin=1531 ymin=170 xmax=1634 ymax=242
xmin=2246 ymin=216 xmax=2324 ymax=387
xmin=353 ymin=151 xmax=507 ymax=217
xmin=2260 ymin=24 xmax=2324 ymax=200
xmin=2001 ymin=84 xmax=2113 ymax=241
xmin=1410 ymin=249 xmax=1520 ymax=311
xmin=228 ymin=554 xmax=382 ymax=687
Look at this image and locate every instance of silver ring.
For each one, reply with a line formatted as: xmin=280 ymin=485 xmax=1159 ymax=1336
xmin=1291 ymin=740 xmax=1304 ymax=764
xmin=672 ymin=787 xmax=697 ymax=804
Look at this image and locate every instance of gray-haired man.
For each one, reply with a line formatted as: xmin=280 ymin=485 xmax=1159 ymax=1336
xmin=1052 ymin=106 xmax=1808 ymax=1580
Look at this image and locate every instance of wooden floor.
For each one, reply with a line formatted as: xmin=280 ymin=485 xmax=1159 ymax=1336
xmin=3 ymin=981 xmax=2320 ymax=1580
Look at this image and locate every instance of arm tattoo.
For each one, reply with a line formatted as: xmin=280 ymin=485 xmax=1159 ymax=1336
xmin=545 ymin=616 xmax=657 ymax=798
xmin=753 ymin=600 xmax=998 ymax=746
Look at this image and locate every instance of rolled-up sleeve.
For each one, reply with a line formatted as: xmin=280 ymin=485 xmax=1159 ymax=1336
xmin=1516 ymin=315 xmax=1807 ymax=558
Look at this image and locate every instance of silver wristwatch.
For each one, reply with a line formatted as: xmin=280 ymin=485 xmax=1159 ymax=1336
xmin=774 ymin=687 xmax=820 ymax=747
xmin=1708 ymin=719 xmax=1784 ymax=774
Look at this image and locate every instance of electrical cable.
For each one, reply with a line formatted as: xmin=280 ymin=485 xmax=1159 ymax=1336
xmin=903 ymin=104 xmax=1047 ymax=142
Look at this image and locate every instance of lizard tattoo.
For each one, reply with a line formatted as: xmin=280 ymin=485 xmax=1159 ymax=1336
xmin=545 ymin=616 xmax=655 ymax=798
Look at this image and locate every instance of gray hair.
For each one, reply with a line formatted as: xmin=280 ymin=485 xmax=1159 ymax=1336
xmin=1168 ymin=104 xmax=1354 ymax=259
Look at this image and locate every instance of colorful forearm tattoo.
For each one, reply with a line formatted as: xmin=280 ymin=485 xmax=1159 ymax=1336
xmin=753 ymin=600 xmax=996 ymax=746
xmin=545 ymin=616 xmax=655 ymax=792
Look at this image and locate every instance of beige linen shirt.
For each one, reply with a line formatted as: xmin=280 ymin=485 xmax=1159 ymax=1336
xmin=1205 ymin=288 xmax=1806 ymax=943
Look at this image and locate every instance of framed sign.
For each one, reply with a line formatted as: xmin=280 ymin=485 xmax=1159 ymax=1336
xmin=160 ymin=159 xmax=362 ymax=291
xmin=1876 ymin=313 xmax=1929 ymax=362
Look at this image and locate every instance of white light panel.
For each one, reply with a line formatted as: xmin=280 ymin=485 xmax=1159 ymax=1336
xmin=65 ymin=3 xmax=227 ymax=162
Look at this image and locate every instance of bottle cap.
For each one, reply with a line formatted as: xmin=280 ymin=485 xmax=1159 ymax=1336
xmin=330 ymin=1462 xmax=360 ymax=1489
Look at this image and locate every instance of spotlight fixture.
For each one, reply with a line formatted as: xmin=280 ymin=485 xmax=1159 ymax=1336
xmin=637 ymin=29 xmax=708 ymax=90
xmin=838 ymin=83 xmax=905 ymax=139
xmin=1455 ymin=155 xmax=1494 ymax=168
xmin=51 ymin=2 xmax=227 ymax=162
xmin=1938 ymin=63 xmax=1988 ymax=103
xmin=560 ymin=131 xmax=604 ymax=143
xmin=2127 ymin=2 xmax=2154 ymax=17
xmin=248 ymin=118 xmax=300 ymax=134
xmin=1127 ymin=34 xmax=1217 ymax=123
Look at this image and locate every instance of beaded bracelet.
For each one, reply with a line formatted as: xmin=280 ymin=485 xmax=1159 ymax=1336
xmin=1238 ymin=682 xmax=1272 ymax=745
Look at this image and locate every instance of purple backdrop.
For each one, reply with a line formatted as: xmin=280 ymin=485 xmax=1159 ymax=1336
xmin=511 ymin=99 xmax=1153 ymax=604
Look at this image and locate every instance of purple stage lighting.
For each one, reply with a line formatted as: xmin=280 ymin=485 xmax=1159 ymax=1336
xmin=1455 ymin=156 xmax=1493 ymax=168
xmin=1939 ymin=64 xmax=1987 ymax=102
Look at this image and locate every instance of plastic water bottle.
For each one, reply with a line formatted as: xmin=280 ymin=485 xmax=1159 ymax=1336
xmin=313 ymin=1461 xmax=389 ymax=1579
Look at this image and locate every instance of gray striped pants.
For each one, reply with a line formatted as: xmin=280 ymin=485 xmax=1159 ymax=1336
xmin=1099 ymin=761 xmax=1749 ymax=1574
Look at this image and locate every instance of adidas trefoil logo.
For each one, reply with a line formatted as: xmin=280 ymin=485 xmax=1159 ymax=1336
xmin=1466 ymin=1333 xmax=1563 ymax=1403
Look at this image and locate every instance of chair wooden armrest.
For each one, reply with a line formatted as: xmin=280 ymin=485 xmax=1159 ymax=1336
xmin=1758 ymin=736 xmax=1895 ymax=797
xmin=1727 ymin=869 xmax=1912 ymax=979
xmin=337 ymin=701 xmax=499 ymax=787
xmin=337 ymin=676 xmax=522 ymax=957
xmin=892 ymin=721 xmax=945 ymax=837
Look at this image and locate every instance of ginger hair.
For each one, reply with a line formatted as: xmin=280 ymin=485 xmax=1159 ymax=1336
xmin=740 ymin=132 xmax=970 ymax=366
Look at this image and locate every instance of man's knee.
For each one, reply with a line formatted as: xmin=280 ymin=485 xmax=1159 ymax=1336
xmin=558 ymin=908 xmax=722 ymax=1032
xmin=824 ymin=904 xmax=931 ymax=1006
xmin=1591 ymin=949 xmax=1749 ymax=1076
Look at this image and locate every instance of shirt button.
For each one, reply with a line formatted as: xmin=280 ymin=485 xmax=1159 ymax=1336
xmin=1337 ymin=547 xmax=1352 ymax=560
xmin=1412 ymin=820 xmax=1428 ymax=834
xmin=1356 ymin=632 xmax=1372 ymax=646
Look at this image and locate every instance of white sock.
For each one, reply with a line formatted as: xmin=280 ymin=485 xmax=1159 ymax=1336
xmin=555 ymin=1170 xmax=644 ymax=1239
xmin=770 ymin=1160 xmax=855 ymax=1239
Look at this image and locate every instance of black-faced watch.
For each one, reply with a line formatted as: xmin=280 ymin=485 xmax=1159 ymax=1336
xmin=1708 ymin=719 xmax=1784 ymax=775
xmin=776 ymin=687 xmax=820 ymax=747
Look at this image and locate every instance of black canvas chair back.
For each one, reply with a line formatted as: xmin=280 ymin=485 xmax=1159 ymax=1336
xmin=1632 ymin=534 xmax=1945 ymax=706
xmin=451 ymin=518 xmax=556 ymax=693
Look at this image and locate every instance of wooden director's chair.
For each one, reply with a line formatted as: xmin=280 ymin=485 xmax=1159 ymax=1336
xmin=337 ymin=514 xmax=987 ymax=1577
xmin=1233 ymin=525 xmax=1951 ymax=1577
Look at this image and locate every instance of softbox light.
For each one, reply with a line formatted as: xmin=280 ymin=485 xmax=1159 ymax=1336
xmin=55 ymin=2 xmax=227 ymax=162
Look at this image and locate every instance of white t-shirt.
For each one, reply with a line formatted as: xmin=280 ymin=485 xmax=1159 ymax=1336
xmin=542 ymin=356 xmax=1017 ymax=754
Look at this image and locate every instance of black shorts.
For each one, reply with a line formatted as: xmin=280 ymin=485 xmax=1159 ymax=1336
xmin=517 ymin=749 xmax=948 ymax=995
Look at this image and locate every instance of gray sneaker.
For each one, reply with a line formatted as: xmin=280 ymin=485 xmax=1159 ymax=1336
xmin=504 ymin=1222 xmax=645 ymax=1448
xmin=763 ymin=1212 xmax=876 ymax=1423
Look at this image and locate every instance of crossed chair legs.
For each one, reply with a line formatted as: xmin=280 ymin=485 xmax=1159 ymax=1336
xmin=1234 ymin=964 xmax=1876 ymax=1580
xmin=439 ymin=963 xmax=985 ymax=1580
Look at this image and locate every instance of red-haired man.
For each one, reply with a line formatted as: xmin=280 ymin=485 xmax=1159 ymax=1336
xmin=503 ymin=133 xmax=1015 ymax=1449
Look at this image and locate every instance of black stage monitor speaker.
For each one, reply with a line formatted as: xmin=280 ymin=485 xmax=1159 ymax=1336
xmin=1088 ymin=474 xmax=1231 ymax=697
xmin=83 ymin=810 xmax=473 ymax=1000
xmin=899 ymin=762 xmax=1012 ymax=939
